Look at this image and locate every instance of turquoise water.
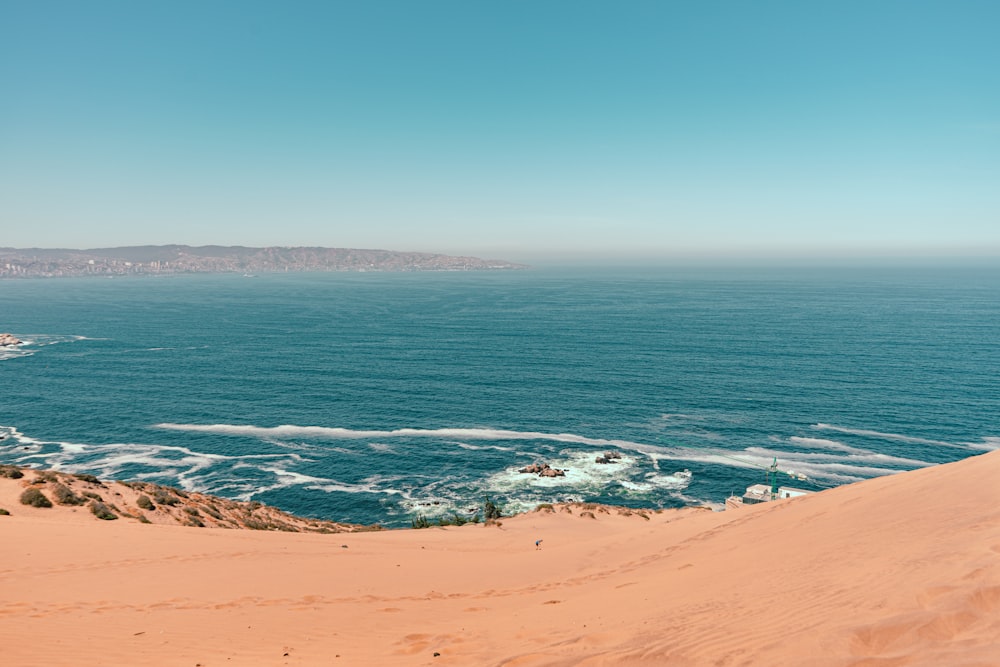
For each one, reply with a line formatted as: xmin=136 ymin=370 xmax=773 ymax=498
xmin=1 ymin=266 xmax=997 ymax=526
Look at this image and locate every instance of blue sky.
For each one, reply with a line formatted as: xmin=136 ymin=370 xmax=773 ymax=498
xmin=1 ymin=1 xmax=998 ymax=261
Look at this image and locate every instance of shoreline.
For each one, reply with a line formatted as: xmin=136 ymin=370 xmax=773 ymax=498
xmin=0 ymin=463 xmax=697 ymax=531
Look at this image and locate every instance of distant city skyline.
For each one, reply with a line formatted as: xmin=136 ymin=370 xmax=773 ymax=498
xmin=2 ymin=1 xmax=998 ymax=263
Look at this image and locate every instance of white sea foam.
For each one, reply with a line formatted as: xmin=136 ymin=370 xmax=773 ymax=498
xmin=629 ymin=445 xmax=917 ymax=484
xmin=725 ymin=450 xmax=905 ymax=482
xmin=618 ymin=480 xmax=653 ymax=492
xmin=745 ymin=446 xmax=932 ymax=469
xmin=788 ymin=436 xmax=865 ymax=453
xmin=154 ymin=422 xmax=646 ymax=449
xmin=455 ymin=442 xmax=514 ymax=452
xmin=0 ymin=334 xmax=94 ymax=361
xmin=658 ymin=413 xmax=702 ymax=422
xmin=813 ymin=423 xmax=969 ymax=449
xmin=4 ymin=418 xmax=992 ymax=525
xmin=483 ymin=451 xmax=648 ymax=499
xmin=0 ymin=423 xmax=308 ymax=497
xmin=147 ymin=421 xmax=955 ymax=487
xmin=966 ymin=437 xmax=1000 ymax=451
xmin=151 ymin=421 xmax=942 ymax=484
xmin=641 ymin=471 xmax=693 ymax=491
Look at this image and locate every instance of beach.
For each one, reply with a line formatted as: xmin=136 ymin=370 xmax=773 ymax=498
xmin=2 ymin=450 xmax=998 ymax=666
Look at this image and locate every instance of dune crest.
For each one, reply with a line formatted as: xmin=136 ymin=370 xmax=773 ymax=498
xmin=1 ymin=451 xmax=998 ymax=665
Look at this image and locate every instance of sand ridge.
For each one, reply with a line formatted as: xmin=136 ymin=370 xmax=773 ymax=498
xmin=1 ymin=451 xmax=999 ymax=666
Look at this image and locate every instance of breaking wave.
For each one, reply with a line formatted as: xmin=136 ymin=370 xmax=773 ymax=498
xmin=813 ymin=424 xmax=972 ymax=450
xmin=0 ymin=418 xmax=984 ymax=526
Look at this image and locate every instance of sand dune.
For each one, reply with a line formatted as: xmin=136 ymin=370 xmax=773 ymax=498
xmin=1 ymin=451 xmax=998 ymax=666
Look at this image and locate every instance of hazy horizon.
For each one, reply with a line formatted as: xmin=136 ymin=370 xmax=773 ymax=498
xmin=5 ymin=242 xmax=1000 ymax=271
xmin=2 ymin=2 xmax=998 ymax=260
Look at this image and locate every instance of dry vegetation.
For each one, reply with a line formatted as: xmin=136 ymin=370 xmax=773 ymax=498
xmin=1 ymin=466 xmax=378 ymax=532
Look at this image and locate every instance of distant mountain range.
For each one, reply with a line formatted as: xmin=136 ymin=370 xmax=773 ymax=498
xmin=0 ymin=245 xmax=527 ymax=278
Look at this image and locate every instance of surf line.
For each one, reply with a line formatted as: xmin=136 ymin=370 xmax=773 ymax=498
xmin=154 ymin=423 xmax=642 ymax=448
xmin=813 ymin=423 xmax=972 ymax=450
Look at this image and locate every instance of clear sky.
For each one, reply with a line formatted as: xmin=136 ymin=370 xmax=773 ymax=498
xmin=1 ymin=1 xmax=998 ymax=262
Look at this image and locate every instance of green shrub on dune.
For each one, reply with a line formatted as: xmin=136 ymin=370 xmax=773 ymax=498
xmin=20 ymin=487 xmax=52 ymax=508
xmin=89 ymin=501 xmax=118 ymax=520
xmin=52 ymin=483 xmax=86 ymax=506
xmin=0 ymin=465 xmax=24 ymax=479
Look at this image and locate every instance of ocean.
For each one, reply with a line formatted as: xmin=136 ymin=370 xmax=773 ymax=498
xmin=1 ymin=265 xmax=997 ymax=527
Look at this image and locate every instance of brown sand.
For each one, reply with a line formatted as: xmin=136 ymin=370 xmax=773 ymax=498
xmin=1 ymin=451 xmax=998 ymax=666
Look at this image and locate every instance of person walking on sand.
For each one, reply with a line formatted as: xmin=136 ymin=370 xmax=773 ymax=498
xmin=535 ymin=539 xmax=543 ymax=550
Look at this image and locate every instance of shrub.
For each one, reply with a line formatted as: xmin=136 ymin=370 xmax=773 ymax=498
xmin=536 ymin=503 xmax=554 ymax=512
xmin=0 ymin=508 xmax=10 ymax=515
xmin=484 ymin=496 xmax=502 ymax=520
xmin=201 ymin=505 xmax=223 ymax=520
xmin=0 ymin=465 xmax=23 ymax=479
xmin=73 ymin=473 xmax=101 ymax=484
xmin=152 ymin=490 xmax=179 ymax=506
xmin=89 ymin=501 xmax=118 ymax=520
xmin=355 ymin=523 xmax=384 ymax=532
xmin=82 ymin=491 xmax=103 ymax=501
xmin=137 ymin=514 xmax=151 ymax=524
xmin=136 ymin=495 xmax=155 ymax=510
xmin=20 ymin=487 xmax=52 ymax=508
xmin=52 ymin=483 xmax=86 ymax=506
xmin=411 ymin=514 xmax=431 ymax=529
xmin=32 ymin=471 xmax=58 ymax=483
xmin=183 ymin=506 xmax=201 ymax=517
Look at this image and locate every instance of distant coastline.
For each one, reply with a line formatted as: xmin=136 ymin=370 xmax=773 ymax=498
xmin=0 ymin=245 xmax=528 ymax=279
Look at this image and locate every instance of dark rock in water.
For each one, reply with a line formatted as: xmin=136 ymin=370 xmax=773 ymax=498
xmin=518 ymin=462 xmax=566 ymax=477
xmin=0 ymin=333 xmax=23 ymax=347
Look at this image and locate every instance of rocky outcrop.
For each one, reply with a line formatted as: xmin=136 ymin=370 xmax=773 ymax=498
xmin=0 ymin=333 xmax=23 ymax=347
xmin=595 ymin=451 xmax=622 ymax=464
xmin=519 ymin=462 xmax=566 ymax=477
xmin=0 ymin=465 xmax=379 ymax=532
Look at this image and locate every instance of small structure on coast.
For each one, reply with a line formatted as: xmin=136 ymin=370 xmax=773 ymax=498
xmin=725 ymin=457 xmax=812 ymax=510
xmin=727 ymin=483 xmax=812 ymax=509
